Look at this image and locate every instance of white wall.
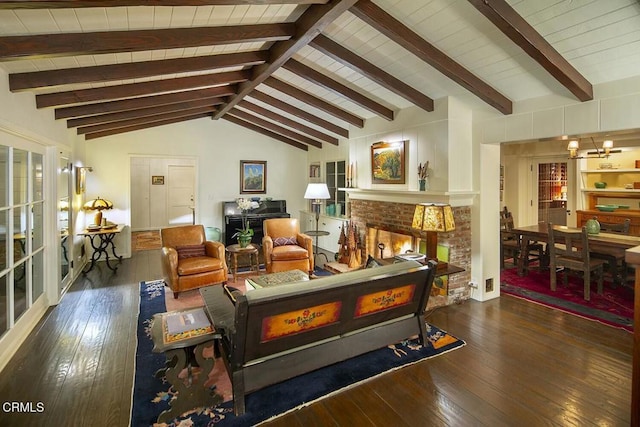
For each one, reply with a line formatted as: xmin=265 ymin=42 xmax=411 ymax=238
xmin=309 ymin=98 xmax=467 ymax=194
xmin=0 ymin=68 xmax=78 ymax=372
xmin=83 ymin=117 xmax=308 ymax=256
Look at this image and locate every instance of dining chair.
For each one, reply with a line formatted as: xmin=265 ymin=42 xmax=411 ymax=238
xmin=591 ymin=218 xmax=631 ymax=285
xmin=547 ymin=223 xmax=606 ymax=301
xmin=500 ymin=207 xmax=544 ymax=271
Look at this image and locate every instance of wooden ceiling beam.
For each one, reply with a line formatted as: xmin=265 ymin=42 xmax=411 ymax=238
xmin=0 ymin=1 xmax=329 ymax=8
xmin=238 ymin=99 xmax=338 ymax=145
xmin=84 ymin=113 xmax=213 ymax=140
xmin=78 ymin=106 xmax=217 ymax=134
xmin=249 ymin=90 xmax=348 ymax=138
xmin=264 ymin=76 xmax=364 ymax=127
xmin=223 ymin=115 xmax=309 ymax=151
xmin=67 ymin=98 xmax=224 ymax=128
xmin=10 ymin=50 xmax=268 ymax=91
xmin=283 ymin=58 xmax=394 ymax=120
xmin=213 ymin=0 xmax=359 ymax=119
xmin=55 ymin=85 xmax=235 ymax=119
xmin=310 ymin=34 xmax=434 ymax=112
xmin=229 ymin=108 xmax=322 ymax=148
xmin=0 ymin=23 xmax=294 ymax=61
xmin=351 ymin=0 xmax=512 ymax=115
xmin=37 ymin=70 xmax=248 ymax=108
xmin=467 ymin=0 xmax=592 ymax=102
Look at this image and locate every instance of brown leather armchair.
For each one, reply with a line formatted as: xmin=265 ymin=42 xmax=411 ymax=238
xmin=262 ymin=218 xmax=314 ymax=275
xmin=160 ymin=224 xmax=228 ymax=298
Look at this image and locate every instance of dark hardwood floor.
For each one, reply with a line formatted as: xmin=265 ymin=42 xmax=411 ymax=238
xmin=0 ymin=250 xmax=633 ymax=426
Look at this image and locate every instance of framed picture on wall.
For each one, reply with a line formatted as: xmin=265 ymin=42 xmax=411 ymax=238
xmin=309 ymin=162 xmax=321 ymax=180
xmin=152 ymin=175 xmax=164 ymax=185
xmin=371 ymin=140 xmax=407 ymax=184
xmin=240 ymin=160 xmax=267 ymax=194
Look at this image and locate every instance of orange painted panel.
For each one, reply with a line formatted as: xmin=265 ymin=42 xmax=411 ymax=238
xmin=354 ymin=284 xmax=416 ymax=317
xmin=260 ymin=302 xmax=342 ymax=342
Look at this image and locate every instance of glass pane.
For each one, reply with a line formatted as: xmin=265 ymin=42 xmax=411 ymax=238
xmin=32 ymin=250 xmax=43 ymax=301
xmin=60 ymin=232 xmax=69 ymax=281
xmin=13 ymin=149 xmax=28 ymax=205
xmin=326 ymin=162 xmax=335 ymax=175
xmin=14 ymin=260 xmax=27 ymax=321
xmin=32 ymin=202 xmax=43 ymax=251
xmin=32 ymin=152 xmax=44 ymax=202
xmin=337 ymin=161 xmax=345 ymax=174
xmin=0 ymin=274 xmax=6 ymax=337
xmin=0 ymin=146 xmax=8 ymax=207
xmin=0 ymin=209 xmax=6 ymax=271
xmin=13 ymin=206 xmax=27 ymax=263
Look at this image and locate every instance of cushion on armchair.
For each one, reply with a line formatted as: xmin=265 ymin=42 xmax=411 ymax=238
xmin=176 ymin=244 xmax=206 ymax=259
xmin=273 ymin=236 xmax=297 ymax=247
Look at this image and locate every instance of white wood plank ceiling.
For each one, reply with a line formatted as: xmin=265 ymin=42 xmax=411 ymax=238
xmin=0 ymin=0 xmax=638 ymax=146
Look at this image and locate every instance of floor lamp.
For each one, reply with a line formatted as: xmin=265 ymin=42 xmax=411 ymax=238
xmin=304 ymin=183 xmax=331 ymax=265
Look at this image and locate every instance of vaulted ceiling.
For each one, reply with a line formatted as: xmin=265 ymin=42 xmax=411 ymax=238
xmin=0 ymin=0 xmax=639 ymax=150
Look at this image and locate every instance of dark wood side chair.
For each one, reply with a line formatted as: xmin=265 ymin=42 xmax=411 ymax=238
xmin=547 ymin=223 xmax=606 ymax=301
xmin=591 ymin=218 xmax=631 ymax=285
xmin=500 ymin=207 xmax=544 ymax=271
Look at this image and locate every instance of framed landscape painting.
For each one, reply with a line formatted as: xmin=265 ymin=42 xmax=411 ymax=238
xmin=240 ymin=160 xmax=267 ymax=194
xmin=371 ymin=140 xmax=407 ymax=184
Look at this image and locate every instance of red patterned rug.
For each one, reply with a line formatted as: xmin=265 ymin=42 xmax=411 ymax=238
xmin=500 ymin=267 xmax=633 ymax=332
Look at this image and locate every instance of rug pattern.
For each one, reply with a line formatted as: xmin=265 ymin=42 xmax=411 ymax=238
xmin=131 ymin=280 xmax=466 ymax=427
xmin=501 ymin=267 xmax=633 ymax=332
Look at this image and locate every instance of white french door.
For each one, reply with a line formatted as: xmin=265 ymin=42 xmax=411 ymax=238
xmin=532 ymin=156 xmax=576 ymax=226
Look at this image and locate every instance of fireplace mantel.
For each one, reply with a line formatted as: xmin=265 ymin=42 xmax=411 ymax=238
xmin=341 ymin=188 xmax=477 ymax=207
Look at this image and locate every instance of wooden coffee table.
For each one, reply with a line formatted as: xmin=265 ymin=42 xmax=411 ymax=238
xmin=226 ymin=243 xmax=260 ymax=281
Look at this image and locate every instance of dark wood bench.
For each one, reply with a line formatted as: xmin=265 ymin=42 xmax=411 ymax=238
xmin=200 ymin=259 xmax=437 ymax=415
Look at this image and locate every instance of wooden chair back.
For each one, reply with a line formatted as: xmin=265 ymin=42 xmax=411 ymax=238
xmin=547 ymin=223 xmax=606 ymax=300
xmin=599 ymin=218 xmax=631 ymax=234
xmin=548 ymin=225 xmax=590 ymax=268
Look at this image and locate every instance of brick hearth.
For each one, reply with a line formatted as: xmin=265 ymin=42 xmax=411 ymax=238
xmin=349 ymin=199 xmax=471 ymax=308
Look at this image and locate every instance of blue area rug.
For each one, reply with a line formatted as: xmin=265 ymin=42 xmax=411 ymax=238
xmin=131 ymin=280 xmax=465 ymax=426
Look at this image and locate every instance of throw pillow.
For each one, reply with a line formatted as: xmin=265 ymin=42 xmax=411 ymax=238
xmin=176 ymin=244 xmax=206 ymax=259
xmin=273 ymin=236 xmax=298 ymax=247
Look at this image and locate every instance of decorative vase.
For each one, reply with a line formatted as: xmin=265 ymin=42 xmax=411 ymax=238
xmin=585 ymin=217 xmax=600 ymax=235
xmin=419 ymin=179 xmax=427 ymax=191
xmin=238 ymin=234 xmax=252 ymax=248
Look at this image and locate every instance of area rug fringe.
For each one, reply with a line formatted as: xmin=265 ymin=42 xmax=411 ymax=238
xmin=258 ymin=340 xmax=467 ymax=426
xmin=501 ymin=291 xmax=632 ymax=333
xmin=128 ymin=285 xmax=143 ymax=427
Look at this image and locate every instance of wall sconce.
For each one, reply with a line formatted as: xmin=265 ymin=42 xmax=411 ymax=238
xmin=75 ymin=166 xmax=93 ymax=194
xmin=567 ymin=138 xmax=620 ymax=159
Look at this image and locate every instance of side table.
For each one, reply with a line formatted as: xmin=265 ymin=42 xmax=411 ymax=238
xmin=150 ymin=307 xmax=222 ymax=424
xmin=226 ymin=243 xmax=260 ymax=281
xmin=304 ymin=229 xmax=330 ymax=264
xmin=78 ymin=224 xmax=124 ymax=273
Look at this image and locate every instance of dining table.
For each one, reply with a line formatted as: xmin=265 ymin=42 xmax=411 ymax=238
xmin=511 ymin=223 xmax=640 ymax=280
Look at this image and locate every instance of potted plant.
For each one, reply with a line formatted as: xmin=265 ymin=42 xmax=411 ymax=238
xmin=233 ymin=198 xmax=259 ymax=247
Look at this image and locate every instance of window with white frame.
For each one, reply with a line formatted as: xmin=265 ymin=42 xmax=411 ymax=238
xmin=0 ymin=145 xmax=45 ymax=338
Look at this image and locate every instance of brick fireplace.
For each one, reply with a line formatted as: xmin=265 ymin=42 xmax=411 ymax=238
xmin=349 ymin=199 xmax=471 ymax=308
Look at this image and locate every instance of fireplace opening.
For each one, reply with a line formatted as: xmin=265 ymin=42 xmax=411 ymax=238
xmin=366 ymin=224 xmax=422 ymax=259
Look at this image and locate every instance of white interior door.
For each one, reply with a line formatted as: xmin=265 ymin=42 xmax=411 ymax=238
xmin=168 ymin=165 xmax=195 ymax=226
